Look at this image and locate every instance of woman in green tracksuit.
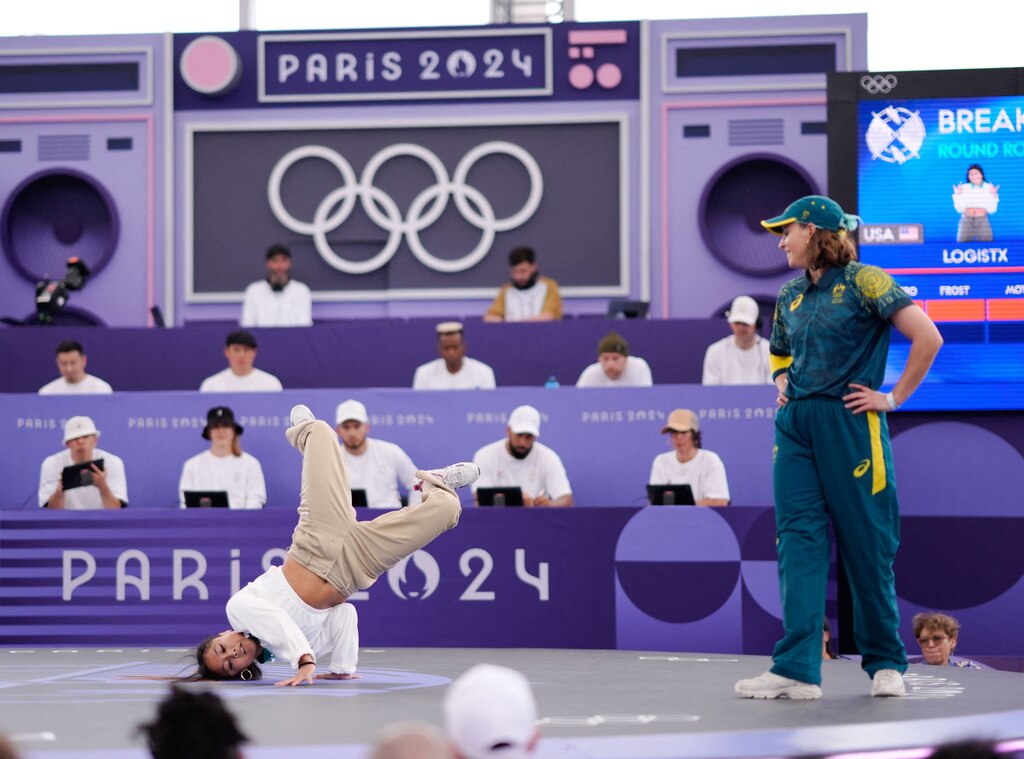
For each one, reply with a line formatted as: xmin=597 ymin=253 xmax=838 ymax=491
xmin=735 ymin=196 xmax=943 ymax=700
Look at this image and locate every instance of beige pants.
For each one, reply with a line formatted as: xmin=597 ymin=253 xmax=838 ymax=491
xmin=285 ymin=419 xmax=461 ymax=597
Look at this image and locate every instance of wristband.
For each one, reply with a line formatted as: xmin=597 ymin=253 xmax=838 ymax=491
xmin=885 ymin=391 xmax=899 ymax=411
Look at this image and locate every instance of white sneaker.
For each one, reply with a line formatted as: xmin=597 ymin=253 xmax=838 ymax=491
xmin=871 ymin=669 xmax=906 ymax=697
xmin=735 ymin=671 xmax=822 ymax=700
xmin=289 ymin=404 xmax=315 ymax=427
xmin=434 ymin=462 xmax=480 ymax=490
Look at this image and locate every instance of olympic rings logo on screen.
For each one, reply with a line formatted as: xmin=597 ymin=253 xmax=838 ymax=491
xmin=267 ymin=142 xmax=544 ymax=274
xmin=860 ymin=74 xmax=898 ymax=95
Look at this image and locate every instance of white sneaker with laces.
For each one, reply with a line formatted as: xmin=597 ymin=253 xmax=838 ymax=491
xmin=735 ymin=671 xmax=822 ymax=700
xmin=871 ymin=669 xmax=906 ymax=697
xmin=289 ymin=404 xmax=315 ymax=427
xmin=433 ymin=462 xmax=480 ymax=490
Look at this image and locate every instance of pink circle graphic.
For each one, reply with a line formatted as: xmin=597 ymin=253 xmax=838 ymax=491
xmin=568 ymin=63 xmax=595 ymax=90
xmin=596 ymin=63 xmax=623 ymax=90
xmin=180 ymin=36 xmax=241 ymax=96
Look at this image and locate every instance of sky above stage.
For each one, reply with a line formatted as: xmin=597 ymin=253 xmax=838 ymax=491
xmin=1 ymin=0 xmax=1016 ymax=73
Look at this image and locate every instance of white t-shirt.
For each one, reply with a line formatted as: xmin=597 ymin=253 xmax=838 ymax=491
xmin=412 ymin=357 xmax=496 ymax=390
xmin=471 ymin=439 xmax=572 ymax=501
xmin=227 ymin=564 xmax=358 ymax=673
xmin=648 ymin=449 xmax=730 ymax=503
xmin=702 ymin=336 xmax=772 ymax=386
xmin=576 ymin=356 xmax=653 ymax=387
xmin=342 ymin=438 xmax=419 ymax=510
xmin=241 ymin=279 xmax=313 ymax=327
xmin=199 ymin=367 xmax=283 ymax=393
xmin=952 ymin=182 xmax=999 ymax=214
xmin=178 ymin=449 xmax=267 ymax=509
xmin=38 ymin=447 xmax=128 ymax=509
xmin=38 ymin=374 xmax=113 ymax=395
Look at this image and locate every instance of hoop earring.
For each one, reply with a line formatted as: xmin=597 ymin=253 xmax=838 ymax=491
xmin=240 ymin=668 xmax=253 ymax=681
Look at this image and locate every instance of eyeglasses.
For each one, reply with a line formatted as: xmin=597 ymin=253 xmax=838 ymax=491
xmin=917 ymin=635 xmax=949 ymax=646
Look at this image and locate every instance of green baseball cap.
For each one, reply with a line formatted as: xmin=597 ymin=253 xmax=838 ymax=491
xmin=761 ymin=195 xmax=857 ymax=235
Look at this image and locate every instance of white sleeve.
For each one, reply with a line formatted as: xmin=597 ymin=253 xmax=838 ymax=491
xmin=225 ymin=587 xmax=314 ymax=670
xmin=38 ymin=456 xmax=60 ymax=507
xmin=576 ymin=364 xmax=597 ymax=387
xmin=952 ymin=187 xmax=967 ymax=214
xmin=702 ymin=343 xmax=721 ymax=385
xmin=635 ymin=358 xmax=653 ymax=386
xmin=701 ymin=452 xmax=731 ymax=502
xmin=543 ymin=450 xmax=572 ymax=500
xmin=412 ymin=364 xmax=426 ymax=390
xmin=296 ymin=283 xmax=313 ymax=326
xmin=105 ymin=455 xmax=128 ymax=504
xmin=982 ymin=184 xmax=999 ymax=213
xmin=321 ymin=603 xmax=359 ymax=675
xmin=245 ymin=456 xmax=267 ymax=509
xmin=178 ymin=458 xmax=194 ymax=509
xmin=241 ymin=284 xmax=257 ymax=327
xmin=759 ymin=340 xmax=773 ymax=384
xmin=648 ymin=455 xmax=662 ymax=485
xmin=480 ymin=363 xmax=496 ymax=389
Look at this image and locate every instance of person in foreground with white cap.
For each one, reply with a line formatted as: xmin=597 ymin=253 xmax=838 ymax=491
xmin=38 ymin=415 xmax=127 ymax=509
xmin=735 ymin=195 xmax=942 ymax=701
xmin=701 ymin=295 xmax=772 ymax=386
xmin=335 ymin=398 xmax=420 ymax=510
xmin=190 ymin=404 xmax=479 ymax=685
xmin=178 ymin=406 xmax=266 ymax=510
xmin=444 ymin=663 xmax=540 ymax=759
xmin=649 ymin=409 xmax=729 ymax=506
xmin=575 ymin=330 xmax=653 ymax=387
xmin=413 ymin=322 xmax=496 ymax=390
xmin=471 ymin=405 xmax=572 ymax=507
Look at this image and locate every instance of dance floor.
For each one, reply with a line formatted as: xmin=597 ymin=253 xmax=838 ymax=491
xmin=2 ymin=647 xmax=1023 ymax=759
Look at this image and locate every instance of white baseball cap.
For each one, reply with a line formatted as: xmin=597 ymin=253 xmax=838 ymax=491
xmin=335 ymin=399 xmax=369 ymax=425
xmin=444 ymin=664 xmax=538 ymax=759
xmin=507 ymin=405 xmax=541 ymax=437
xmin=726 ymin=295 xmax=759 ymax=326
xmin=63 ymin=416 xmax=99 ymax=443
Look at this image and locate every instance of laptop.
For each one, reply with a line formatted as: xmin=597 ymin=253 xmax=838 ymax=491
xmin=61 ymin=459 xmax=104 ymax=490
xmin=350 ymin=488 xmax=368 ymax=508
xmin=646 ymin=483 xmax=696 ymax=506
xmin=183 ymin=490 xmax=230 ymax=508
xmin=607 ymin=299 xmax=650 ymax=319
xmin=477 ymin=486 xmax=525 ymax=507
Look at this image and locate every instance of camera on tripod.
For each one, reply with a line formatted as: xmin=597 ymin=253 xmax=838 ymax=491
xmin=35 ymin=257 xmax=90 ymax=325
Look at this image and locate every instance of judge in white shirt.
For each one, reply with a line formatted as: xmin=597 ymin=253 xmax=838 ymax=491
xmin=335 ymin=399 xmax=420 ymax=510
xmin=576 ymin=331 xmax=653 ymax=387
xmin=39 ymin=415 xmax=127 ymax=509
xmin=702 ymin=296 xmax=772 ymax=386
xmin=649 ymin=408 xmax=730 ymax=506
xmin=179 ymin=406 xmax=267 ymax=509
xmin=412 ymin=321 xmax=496 ymax=390
xmin=472 ymin=404 xmax=572 ymax=507
xmin=241 ymin=244 xmax=313 ymax=327
xmin=38 ymin=339 xmax=113 ymax=395
xmin=200 ymin=330 xmax=284 ymax=393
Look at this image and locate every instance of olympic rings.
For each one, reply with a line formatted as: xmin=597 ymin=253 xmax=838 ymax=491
xmin=860 ymin=74 xmax=898 ymax=95
xmin=266 ymin=142 xmax=544 ymax=275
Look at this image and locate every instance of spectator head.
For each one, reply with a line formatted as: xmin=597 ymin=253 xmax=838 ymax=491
xmin=335 ymin=399 xmax=370 ymax=451
xmin=202 ymin=406 xmax=243 ymax=456
xmin=265 ymin=243 xmax=292 ymax=288
xmin=369 ymin=721 xmax=451 ymax=759
xmin=55 ymin=339 xmax=88 ymax=384
xmin=913 ymin=611 xmax=961 ymax=666
xmin=444 ymin=664 xmax=539 ymax=759
xmin=436 ymin=321 xmax=467 ymax=372
xmin=596 ymin=331 xmax=629 ymax=381
xmin=224 ymin=330 xmax=258 ymax=376
xmin=660 ymin=408 xmax=702 ymax=450
xmin=139 ymin=685 xmax=248 ymax=759
xmin=63 ymin=415 xmax=100 ymax=462
xmin=508 ymin=247 xmax=538 ymax=288
xmin=506 ymin=405 xmax=541 ymax=457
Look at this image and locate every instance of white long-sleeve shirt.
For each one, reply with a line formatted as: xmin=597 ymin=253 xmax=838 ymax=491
xmin=241 ymin=279 xmax=313 ymax=327
xmin=226 ymin=564 xmax=358 ymax=674
xmin=178 ymin=450 xmax=266 ymax=509
xmin=952 ymin=182 xmax=999 ymax=214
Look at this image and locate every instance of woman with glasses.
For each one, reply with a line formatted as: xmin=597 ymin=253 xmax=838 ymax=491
xmin=912 ymin=612 xmax=982 ymax=669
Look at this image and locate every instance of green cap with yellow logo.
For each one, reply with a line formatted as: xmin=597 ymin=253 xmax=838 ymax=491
xmin=761 ymin=195 xmax=859 ymax=235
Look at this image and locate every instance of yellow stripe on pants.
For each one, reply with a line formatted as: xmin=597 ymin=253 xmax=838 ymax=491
xmin=867 ymin=411 xmax=886 ymax=495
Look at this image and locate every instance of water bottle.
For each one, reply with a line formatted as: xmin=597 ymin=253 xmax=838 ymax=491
xmin=544 ymin=375 xmax=559 ymax=388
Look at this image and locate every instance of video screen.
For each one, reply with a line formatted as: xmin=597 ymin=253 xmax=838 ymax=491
xmin=830 ymin=71 xmax=1024 ymax=410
